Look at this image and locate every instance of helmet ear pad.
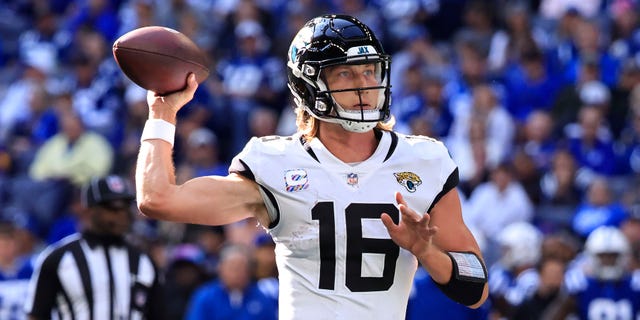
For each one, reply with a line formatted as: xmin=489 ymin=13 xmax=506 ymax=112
xmin=309 ymin=75 xmax=335 ymax=118
xmin=288 ymin=68 xmax=335 ymax=118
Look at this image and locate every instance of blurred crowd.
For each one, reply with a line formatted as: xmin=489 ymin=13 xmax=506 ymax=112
xmin=1 ymin=0 xmax=640 ymax=319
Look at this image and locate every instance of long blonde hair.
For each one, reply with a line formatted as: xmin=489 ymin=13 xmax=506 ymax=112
xmin=295 ymin=107 xmax=395 ymax=141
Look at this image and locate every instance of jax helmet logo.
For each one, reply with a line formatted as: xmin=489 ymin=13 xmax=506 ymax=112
xmin=288 ymin=26 xmax=313 ymax=65
xmin=393 ymin=172 xmax=422 ymax=193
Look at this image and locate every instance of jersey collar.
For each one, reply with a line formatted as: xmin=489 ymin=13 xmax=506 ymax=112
xmin=301 ymin=129 xmax=398 ymax=169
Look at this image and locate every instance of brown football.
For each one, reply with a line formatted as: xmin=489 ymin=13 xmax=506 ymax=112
xmin=113 ymin=26 xmax=209 ymax=95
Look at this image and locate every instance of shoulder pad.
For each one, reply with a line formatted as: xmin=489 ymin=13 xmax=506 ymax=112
xmin=402 ymin=134 xmax=440 ymax=144
xmin=229 ymin=135 xmax=297 ymax=177
xmin=399 ymin=134 xmax=451 ymax=160
xmin=250 ymin=135 xmax=297 ymax=155
xmin=563 ymin=267 xmax=588 ymax=294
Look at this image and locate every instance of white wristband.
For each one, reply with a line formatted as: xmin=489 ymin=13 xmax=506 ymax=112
xmin=140 ymin=119 xmax=176 ymax=147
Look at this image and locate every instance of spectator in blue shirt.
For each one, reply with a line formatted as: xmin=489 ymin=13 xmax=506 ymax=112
xmin=561 ymin=19 xmax=621 ymax=87
xmin=520 ymin=110 xmax=558 ymax=171
xmin=217 ymin=20 xmax=287 ymax=156
xmin=504 ymin=49 xmax=562 ymax=123
xmin=185 ymin=244 xmax=277 ymax=320
xmin=406 ymin=70 xmax=454 ymax=140
xmin=176 ymin=127 xmax=228 ymax=184
xmin=572 ymin=177 xmax=628 ymax=239
xmin=566 ymin=106 xmax=617 ymax=176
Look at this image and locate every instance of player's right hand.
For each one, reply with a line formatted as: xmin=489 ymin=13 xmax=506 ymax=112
xmin=146 ymin=73 xmax=198 ymax=123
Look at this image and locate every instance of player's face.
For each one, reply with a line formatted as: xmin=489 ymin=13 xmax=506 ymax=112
xmin=0 ymin=232 xmax=18 ymax=260
xmin=324 ymin=63 xmax=381 ymax=110
xmin=597 ymin=252 xmax=619 ymax=266
xmin=219 ymin=252 xmax=251 ymax=290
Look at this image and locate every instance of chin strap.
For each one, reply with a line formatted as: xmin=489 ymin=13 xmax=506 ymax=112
xmin=339 ymin=120 xmax=377 ymax=133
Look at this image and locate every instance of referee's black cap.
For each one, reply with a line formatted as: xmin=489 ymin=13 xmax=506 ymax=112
xmin=82 ymin=175 xmax=135 ymax=208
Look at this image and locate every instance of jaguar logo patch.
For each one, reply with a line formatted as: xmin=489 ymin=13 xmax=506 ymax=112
xmin=394 ymin=172 xmax=422 ymax=193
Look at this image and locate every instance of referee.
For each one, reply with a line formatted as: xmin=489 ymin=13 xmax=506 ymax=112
xmin=24 ymin=175 xmax=165 ymax=320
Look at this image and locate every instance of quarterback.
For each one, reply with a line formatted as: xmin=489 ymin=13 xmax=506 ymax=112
xmin=136 ymin=14 xmax=488 ymax=319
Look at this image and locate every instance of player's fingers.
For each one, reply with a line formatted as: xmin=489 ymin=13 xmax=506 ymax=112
xmin=395 ymin=192 xmax=422 ymax=221
xmin=187 ymin=72 xmax=198 ymax=88
xmin=397 ymin=201 xmax=423 ymax=226
xmin=146 ymin=90 xmax=168 ymax=110
xmin=398 ymin=207 xmax=419 ymax=226
xmin=418 ymin=212 xmax=431 ymax=227
xmin=183 ymin=72 xmax=198 ymax=97
xmin=419 ymin=214 xmax=440 ymax=238
xmin=395 ymin=191 xmax=406 ymax=206
xmin=381 ymin=213 xmax=399 ymax=231
xmin=424 ymin=225 xmax=439 ymax=238
xmin=188 ymin=72 xmax=197 ymax=83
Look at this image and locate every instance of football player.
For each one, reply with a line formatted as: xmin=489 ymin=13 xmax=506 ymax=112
xmin=488 ymin=222 xmax=543 ymax=319
xmin=546 ymin=226 xmax=640 ymax=319
xmin=135 ymin=14 xmax=488 ymax=319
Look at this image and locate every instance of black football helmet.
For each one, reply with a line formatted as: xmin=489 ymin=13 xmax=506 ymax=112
xmin=287 ymin=14 xmax=392 ymax=132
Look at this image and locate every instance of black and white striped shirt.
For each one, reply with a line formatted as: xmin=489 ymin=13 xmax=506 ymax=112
xmin=24 ymin=233 xmax=163 ymax=320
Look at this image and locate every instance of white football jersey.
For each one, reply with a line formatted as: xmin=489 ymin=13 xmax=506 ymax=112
xmin=230 ymin=130 xmax=458 ymax=320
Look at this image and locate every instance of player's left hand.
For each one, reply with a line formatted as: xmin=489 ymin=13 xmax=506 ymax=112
xmin=381 ymin=192 xmax=439 ymax=257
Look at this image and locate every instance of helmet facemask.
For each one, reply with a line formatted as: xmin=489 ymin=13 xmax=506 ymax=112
xmin=315 ymin=57 xmax=390 ymax=132
xmin=584 ymin=226 xmax=631 ymax=281
xmin=590 ymin=252 xmax=628 ymax=281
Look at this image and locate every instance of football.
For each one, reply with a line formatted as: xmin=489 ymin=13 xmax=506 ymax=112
xmin=113 ymin=26 xmax=209 ymax=95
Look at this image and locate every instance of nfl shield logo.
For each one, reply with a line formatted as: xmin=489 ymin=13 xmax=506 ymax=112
xmin=347 ymin=173 xmax=358 ymax=186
